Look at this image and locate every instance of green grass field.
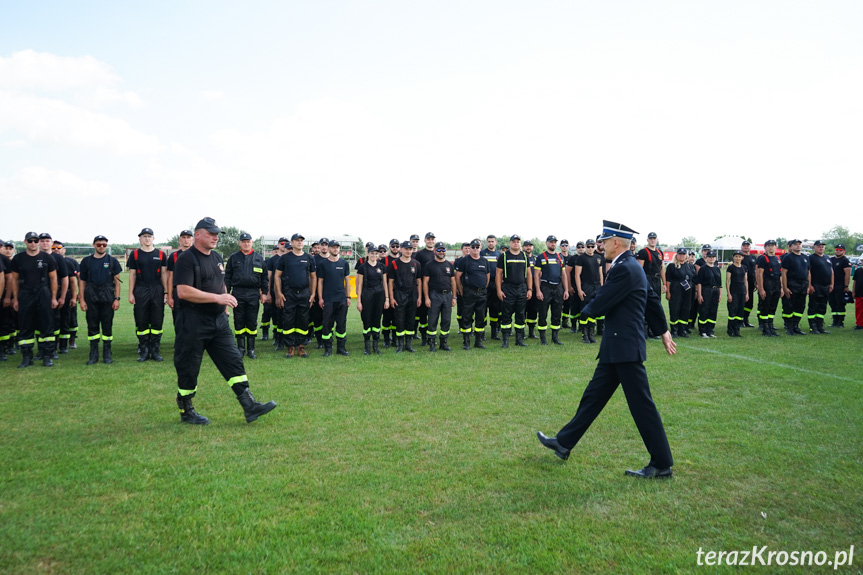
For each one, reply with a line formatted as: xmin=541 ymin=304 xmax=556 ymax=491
xmin=1 ymin=288 xmax=861 ymax=574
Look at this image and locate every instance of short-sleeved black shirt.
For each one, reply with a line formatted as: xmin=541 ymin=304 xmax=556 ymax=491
xmin=414 ymin=248 xmax=436 ymax=270
xmin=387 ymin=257 xmax=420 ymax=293
xmin=49 ymin=252 xmax=68 ymax=281
xmin=10 ymin=251 xmax=56 ymax=289
xmin=0 ymin=253 xmax=10 ymax=275
xmin=726 ymin=264 xmax=747 ymax=292
xmin=317 ymin=257 xmax=350 ymax=302
xmin=831 ymin=255 xmax=851 ymax=286
xmin=497 ymin=251 xmax=529 ymax=286
xmin=757 ymin=254 xmax=782 ymax=281
xmin=697 ymin=265 xmax=722 ymax=288
xmin=454 ymin=256 xmax=488 ymax=289
xmin=575 ymin=253 xmax=603 ymax=285
xmin=357 ymin=260 xmax=386 ymax=289
xmin=174 ymin=246 xmax=227 ymax=316
xmin=636 ymin=247 xmax=663 ymax=276
xmin=277 ymin=251 xmax=317 ymax=290
xmin=666 ymin=262 xmax=694 ymax=287
xmin=423 ymin=258 xmax=455 ymax=291
xmin=741 ymin=253 xmax=757 ymax=286
xmin=79 ymin=254 xmax=122 ymax=286
xmin=781 ymin=252 xmax=809 ymax=283
xmin=128 ymin=248 xmax=166 ymax=284
xmin=535 ymin=251 xmax=564 ymax=284
xmin=480 ymin=248 xmax=502 ymax=281
xmin=809 ymin=253 xmax=832 ymax=286
xmin=65 ymin=257 xmax=80 ymax=279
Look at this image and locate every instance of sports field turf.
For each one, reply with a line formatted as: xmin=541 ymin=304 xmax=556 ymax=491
xmin=1 ymin=290 xmax=861 ymax=573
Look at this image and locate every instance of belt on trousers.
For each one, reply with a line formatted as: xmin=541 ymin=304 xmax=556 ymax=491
xmin=433 ymin=289 xmax=452 ymax=294
xmin=465 ymin=286 xmax=486 ymax=292
xmin=541 ymin=281 xmax=559 ymax=285
xmin=287 ymin=287 xmax=308 ymax=294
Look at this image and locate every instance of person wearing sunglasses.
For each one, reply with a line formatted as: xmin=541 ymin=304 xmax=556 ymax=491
xmin=414 ymin=232 xmax=437 ymax=346
xmin=264 ymin=237 xmax=288 ymax=349
xmin=454 ymin=239 xmax=489 ymax=350
xmin=78 ymin=235 xmax=122 ymax=364
xmin=387 ymin=240 xmax=422 ymax=353
xmin=308 ymin=238 xmax=330 ymax=349
xmin=7 ymin=232 xmax=58 ymax=367
xmin=379 ymin=239 xmax=402 ymax=349
xmin=422 ymin=241 xmax=456 ymax=352
xmin=829 ymin=244 xmax=852 ymax=328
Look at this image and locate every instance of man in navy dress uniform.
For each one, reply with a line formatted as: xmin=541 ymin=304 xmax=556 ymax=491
xmin=537 ymin=220 xmax=677 ymax=478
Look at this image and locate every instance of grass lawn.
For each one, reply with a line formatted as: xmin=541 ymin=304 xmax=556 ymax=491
xmin=1 ymin=287 xmax=861 ymax=574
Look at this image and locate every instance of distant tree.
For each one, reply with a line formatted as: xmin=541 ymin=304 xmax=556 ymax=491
xmin=680 ymin=236 xmax=698 ymax=248
xmin=216 ymin=226 xmax=253 ymax=258
xmin=774 ymin=237 xmax=787 ymax=248
xmin=821 ymin=225 xmax=863 ymax=254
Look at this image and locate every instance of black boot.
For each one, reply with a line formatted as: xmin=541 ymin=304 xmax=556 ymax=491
xmin=490 ymin=323 xmax=501 ymax=340
xmin=474 ymin=333 xmax=486 ymax=349
xmin=86 ymin=340 xmax=99 ymax=364
xmin=820 ymin=319 xmax=830 ymax=334
xmin=274 ymin=331 xmax=284 ymax=351
xmin=42 ymin=344 xmax=53 ymax=367
xmin=428 ymin=336 xmax=436 ymax=352
xmin=372 ymin=337 xmax=381 ymax=354
xmin=440 ymin=335 xmax=452 ymax=351
xmin=316 ymin=332 xmax=324 ymax=349
xmin=103 ymin=340 xmax=113 ymax=364
xmin=540 ymin=330 xmax=547 ymax=345
xmin=236 ymin=335 xmax=246 ymax=357
xmin=404 ymin=336 xmax=415 ymax=353
xmin=515 ymin=330 xmax=528 ymax=347
xmin=420 ymin=328 xmax=428 ymax=346
xmin=529 ymin=324 xmax=538 ymax=339
xmin=177 ymin=395 xmax=210 ymax=425
xmin=58 ymin=338 xmax=68 ymax=354
xmin=0 ymin=341 xmax=6 ymax=362
xmin=364 ymin=336 xmax=371 ymax=355
xmin=336 ymin=337 xmax=350 ymax=356
xmin=462 ymin=333 xmax=471 ymax=350
xmin=582 ymin=324 xmax=591 ymax=343
xmin=561 ymin=317 xmax=570 ymax=330
xmin=236 ymin=388 xmax=277 ymax=423
xmin=137 ymin=335 xmax=149 ymax=362
xmin=588 ymin=324 xmax=598 ymax=343
xmin=261 ymin=326 xmax=269 ymax=341
xmin=501 ymin=329 xmax=509 ymax=349
xmin=396 ymin=336 xmax=405 ymax=353
xmin=69 ymin=334 xmax=77 ymax=349
xmin=322 ymin=340 xmax=332 ymax=357
xmin=246 ymin=335 xmax=257 ymax=359
xmin=149 ymin=334 xmax=164 ymax=362
xmin=551 ymin=329 xmax=563 ymax=345
xmin=18 ymin=347 xmax=34 ymax=369
xmin=382 ymin=330 xmax=391 ymax=348
xmin=793 ymin=319 xmax=806 ymax=335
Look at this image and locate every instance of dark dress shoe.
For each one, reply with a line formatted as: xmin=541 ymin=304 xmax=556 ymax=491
xmin=625 ymin=465 xmax=672 ymax=479
xmin=536 ymin=431 xmax=570 ymax=461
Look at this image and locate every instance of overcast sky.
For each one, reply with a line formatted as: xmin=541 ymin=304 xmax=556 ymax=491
xmin=1 ymin=1 xmax=861 ymax=248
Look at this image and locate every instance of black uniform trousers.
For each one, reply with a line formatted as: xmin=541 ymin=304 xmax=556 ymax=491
xmin=133 ymin=282 xmax=165 ymax=339
xmin=57 ymin=293 xmax=76 ymax=342
xmin=727 ymin=289 xmax=746 ymax=325
xmin=807 ymin=284 xmax=830 ymax=326
xmin=322 ymin=299 xmax=348 ymax=341
xmin=427 ymin=289 xmax=453 ymax=337
xmin=486 ymin=289 xmax=501 ymax=328
xmin=525 ymin=290 xmax=538 ymax=327
xmin=556 ymin=360 xmax=673 ymax=469
xmin=261 ymin=300 xmax=274 ymax=332
xmin=459 ymin=287 xmax=487 ymax=333
xmin=309 ymin=300 xmax=323 ymax=340
xmin=416 ymin=300 xmax=429 ymax=334
xmin=698 ymin=286 xmax=720 ymax=333
xmin=744 ymin=280 xmax=756 ymax=321
xmin=174 ymin=307 xmax=248 ymax=397
xmin=393 ymin=289 xmax=418 ymax=337
xmin=0 ymin=302 xmax=15 ymax=347
xmin=17 ymin=286 xmax=54 ymax=352
xmin=828 ymin=288 xmax=847 ymax=323
xmin=688 ymin=288 xmax=699 ymax=327
xmin=382 ymin=303 xmax=395 ymax=336
xmin=537 ymin=282 xmax=563 ymax=331
xmin=781 ymin=280 xmax=808 ymax=324
xmin=645 ymin=276 xmax=662 ymax=336
xmin=360 ymin=286 xmax=384 ymax=339
xmin=85 ymin=284 xmax=116 ymax=341
xmin=758 ymin=282 xmax=782 ymax=323
xmin=500 ymin=283 xmax=527 ymax=333
xmin=578 ymin=284 xmax=600 ymax=326
xmin=282 ymin=287 xmax=312 ymax=346
xmin=667 ymin=284 xmax=691 ymax=329
xmin=232 ymin=288 xmax=260 ymax=337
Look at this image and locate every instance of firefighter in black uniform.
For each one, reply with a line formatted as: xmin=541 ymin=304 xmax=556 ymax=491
xmin=128 ymin=227 xmax=169 ymax=361
xmin=453 ymin=242 xmax=470 ymax=337
xmin=0 ymin=240 xmax=10 ymax=361
xmin=559 ymin=240 xmax=573 ymax=330
xmin=52 ymin=240 xmax=79 ymax=353
xmin=414 ymin=232 xmax=437 ymax=345
xmin=172 ymin=217 xmax=277 ymax=425
xmin=480 ymin=235 xmax=503 ymax=341
xmin=725 ymin=251 xmax=748 ymax=337
xmin=387 ymin=240 xmax=421 ymax=353
xmin=695 ymin=251 xmax=721 ymax=337
xmin=309 ymin=238 xmax=330 ymax=348
xmin=260 ymin=245 xmax=280 ymax=341
xmin=266 ymin=238 xmax=288 ymax=350
xmin=806 ymin=240 xmax=833 ymax=334
xmin=225 ymin=232 xmax=269 ymax=359
xmin=166 ymin=229 xmax=194 ymax=325
xmin=665 ymin=248 xmax=694 ymax=338
xmin=636 ymin=232 xmax=665 ymax=339
xmin=274 ymin=233 xmax=317 ymax=359
xmin=739 ymin=240 xmax=757 ymax=327
xmin=317 ymin=240 xmax=351 ymax=357
xmin=534 ymin=235 xmax=569 ymax=345
xmin=523 ymin=240 xmax=539 ymax=339
xmin=8 ymin=232 xmax=58 ymax=367
xmin=455 ymin=239 xmax=489 ymax=350
xmin=78 ymin=235 xmax=122 ymax=364
xmin=574 ymin=239 xmax=605 ymax=343
xmin=39 ymin=233 xmax=68 ymax=360
xmin=379 ymin=239 xmax=400 ymax=348
xmin=356 ymin=242 xmax=388 ymax=355
xmin=755 ymin=239 xmax=782 ymax=336
xmin=422 ymin=241 xmax=456 ymax=352
xmin=829 ymin=244 xmax=852 ymax=327
xmin=781 ymin=239 xmax=809 ymax=335
xmin=495 ymin=235 xmax=532 ymax=348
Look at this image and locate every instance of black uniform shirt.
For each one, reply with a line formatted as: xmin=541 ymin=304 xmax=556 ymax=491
xmin=65 ymin=257 xmax=80 ymax=281
xmin=415 ymin=248 xmax=436 ymax=270
xmin=226 ymin=250 xmax=268 ymax=292
xmin=535 ymin=251 xmax=564 ymax=284
xmin=49 ymin=252 xmax=68 ymax=281
xmin=317 ymin=258 xmax=350 ymax=303
xmin=576 ymin=253 xmax=603 ymax=285
xmin=173 ymin=246 xmax=227 ymax=316
xmin=357 ymin=260 xmax=386 ymax=289
xmin=480 ymin=248 xmax=502 ymax=284
xmin=831 ymin=255 xmax=850 ymax=287
xmin=387 ymin=258 xmax=420 ymax=292
xmin=277 ymin=252 xmax=316 ymax=290
xmin=636 ymin=247 xmax=664 ymax=276
xmin=781 ymin=252 xmax=809 ymax=283
xmin=726 ymin=264 xmax=747 ymax=292
xmin=167 ymin=250 xmax=183 ymax=273
xmin=757 ymin=254 xmax=782 ymax=281
xmin=497 ymin=251 xmax=529 ymax=286
xmin=697 ymin=265 xmax=722 ymax=288
xmin=454 ymin=256 xmax=488 ymax=289
xmin=854 ymin=267 xmax=863 ymax=298
xmin=665 ymin=262 xmax=693 ymax=287
xmin=128 ymin=248 xmax=166 ymax=284
xmin=741 ymin=253 xmax=757 ymax=286
xmin=0 ymin=253 xmax=10 ymax=276
xmin=80 ymin=254 xmax=121 ymax=286
xmin=11 ymin=251 xmax=56 ymax=289
xmin=423 ymin=258 xmax=455 ymax=291
xmin=809 ymin=253 xmax=832 ymax=286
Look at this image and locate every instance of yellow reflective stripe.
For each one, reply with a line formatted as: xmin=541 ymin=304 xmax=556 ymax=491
xmin=177 ymin=387 xmax=197 ymax=397
xmin=137 ymin=329 xmax=151 ymax=335
xmin=101 ymin=335 xmax=114 ymax=341
xmin=335 ymin=332 xmax=346 ymax=338
xmin=227 ymin=375 xmax=248 ymax=386
xmin=294 ymin=328 xmax=308 ymax=336
xmin=19 ymin=338 xmax=36 ymax=345
xmin=88 ymin=334 xmax=101 ymax=341
xmin=253 ymin=267 xmax=263 ymax=273
xmin=321 ymin=333 xmax=333 ymax=340
xmin=150 ymin=329 xmax=163 ymax=335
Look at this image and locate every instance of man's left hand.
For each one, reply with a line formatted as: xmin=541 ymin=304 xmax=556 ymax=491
xmin=661 ymin=331 xmax=677 ymax=356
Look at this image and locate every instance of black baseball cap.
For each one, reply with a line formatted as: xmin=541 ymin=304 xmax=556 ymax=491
xmin=377 ymin=244 xmax=387 ymax=252
xmin=93 ymin=235 xmax=108 ymax=243
xmin=706 ymin=251 xmax=717 ymax=258
xmin=239 ymin=232 xmax=252 ymax=241
xmin=676 ymin=247 xmax=687 ymax=255
xmin=560 ymin=239 xmax=568 ymax=246
xmin=390 ymin=238 xmax=399 ymax=247
xmin=52 ymin=240 xmax=64 ymax=247
xmin=319 ymin=237 xmax=330 ymax=245
xmin=741 ymin=240 xmax=751 ymax=246
xmin=25 ymin=232 xmax=38 ymax=241
xmin=470 ymin=239 xmax=482 ymax=248
xmin=138 ymin=228 xmax=154 ymax=237
xmin=764 ymin=239 xmax=777 ymax=246
xmin=194 ymin=217 xmax=222 ymax=234
xmin=5 ymin=240 xmax=15 ymax=247
xmin=701 ymin=244 xmax=711 ymax=250
xmin=400 ymin=240 xmax=412 ymax=249
xmin=180 ymin=229 xmax=193 ymax=237
xmin=410 ymin=234 xmax=420 ymax=241
xmin=835 ymin=244 xmax=846 ymax=250
xmin=510 ymin=234 xmax=521 ymax=241
xmin=330 ymin=240 xmax=341 ymax=247
xmin=813 ymin=240 xmax=825 ymax=246
xmin=278 ymin=237 xmax=289 ymax=244
xmin=38 ymin=232 xmax=52 ymax=240
xmin=788 ymin=238 xmax=802 ymax=245
xmin=546 ymin=235 xmax=557 ymax=242
xmin=523 ymin=240 xmax=533 ymax=246
xmin=576 ymin=241 xmax=585 ymax=248
xmin=733 ymin=251 xmax=743 ymax=257
xmin=585 ymin=239 xmax=595 ymax=246
xmin=291 ymin=233 xmax=304 ymax=241
xmin=631 ymin=238 xmax=637 ymax=244
xmin=647 ymin=232 xmax=657 ymax=239
xmin=365 ymin=242 xmax=376 ymax=250
xmin=425 ymin=232 xmax=435 ymax=239
xmin=311 ymin=241 xmax=319 ymax=247
xmin=461 ymin=242 xmax=470 ymax=248
xmin=434 ymin=241 xmax=446 ymax=250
